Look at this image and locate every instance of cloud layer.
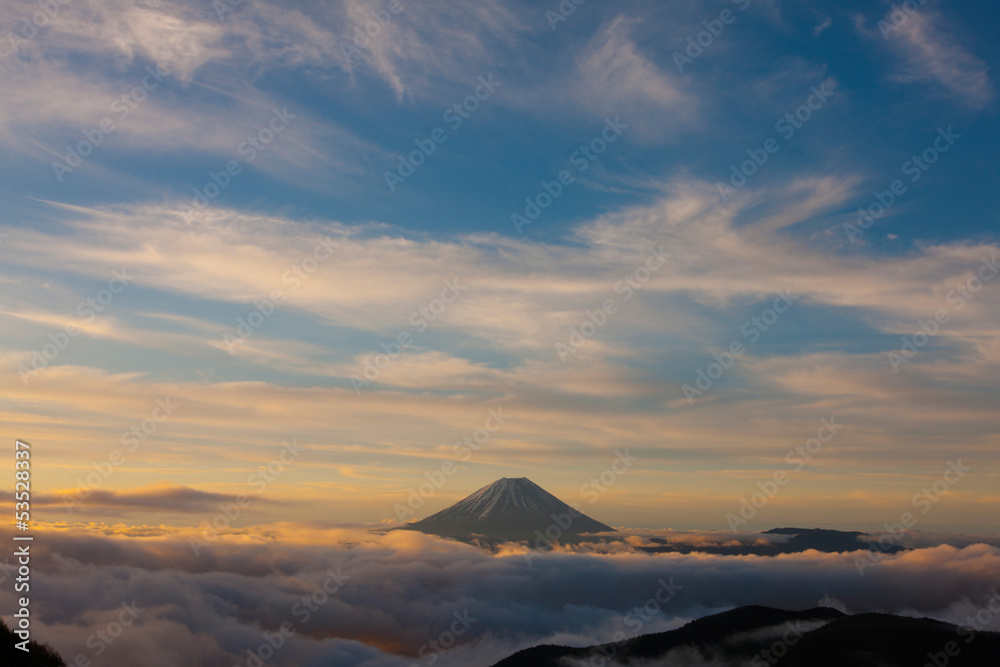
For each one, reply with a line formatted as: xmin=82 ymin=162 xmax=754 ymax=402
xmin=3 ymin=525 xmax=999 ymax=667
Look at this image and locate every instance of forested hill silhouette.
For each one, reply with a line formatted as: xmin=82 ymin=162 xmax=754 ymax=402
xmin=1 ymin=619 xmax=67 ymax=666
xmin=492 ymin=605 xmax=1000 ymax=666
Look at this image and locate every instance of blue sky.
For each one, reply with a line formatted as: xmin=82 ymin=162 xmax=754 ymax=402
xmin=1 ymin=0 xmax=999 ymax=531
xmin=3 ymin=0 xmax=998 ymax=242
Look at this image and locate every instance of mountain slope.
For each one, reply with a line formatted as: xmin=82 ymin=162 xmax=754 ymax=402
xmin=491 ymin=605 xmax=1000 ymax=667
xmin=401 ymin=477 xmax=613 ymax=541
xmin=1 ymin=620 xmax=67 ymax=666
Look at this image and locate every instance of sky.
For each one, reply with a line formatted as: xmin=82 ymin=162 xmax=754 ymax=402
xmin=2 ymin=0 xmax=1000 ymax=536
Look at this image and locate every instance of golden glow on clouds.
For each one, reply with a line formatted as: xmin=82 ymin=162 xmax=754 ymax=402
xmin=0 ymin=176 xmax=998 ymax=531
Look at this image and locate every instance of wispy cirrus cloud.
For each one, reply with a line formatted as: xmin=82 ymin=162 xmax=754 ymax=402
xmin=336 ymin=0 xmax=526 ymax=101
xmin=866 ymin=7 xmax=993 ymax=109
xmin=0 ymin=0 xmax=384 ymax=192
xmin=566 ymin=15 xmax=699 ymax=140
xmin=1 ymin=172 xmax=999 ymax=529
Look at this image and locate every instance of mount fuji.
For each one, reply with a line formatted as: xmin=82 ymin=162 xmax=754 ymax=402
xmin=402 ymin=477 xmax=614 ymax=541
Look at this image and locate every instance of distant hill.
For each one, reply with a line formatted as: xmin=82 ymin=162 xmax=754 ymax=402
xmin=638 ymin=527 xmax=907 ymax=556
xmin=491 ymin=605 xmax=1000 ymax=666
xmin=400 ymin=477 xmax=613 ymax=542
xmin=1 ymin=620 xmax=67 ymax=666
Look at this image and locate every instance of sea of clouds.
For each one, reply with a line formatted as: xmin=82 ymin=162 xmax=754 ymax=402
xmin=2 ymin=523 xmax=998 ymax=667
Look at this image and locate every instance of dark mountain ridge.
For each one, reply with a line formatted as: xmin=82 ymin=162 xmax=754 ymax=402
xmin=492 ymin=605 xmax=1000 ymax=667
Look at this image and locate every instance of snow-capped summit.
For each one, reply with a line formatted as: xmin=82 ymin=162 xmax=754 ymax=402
xmin=402 ymin=477 xmax=614 ymax=541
